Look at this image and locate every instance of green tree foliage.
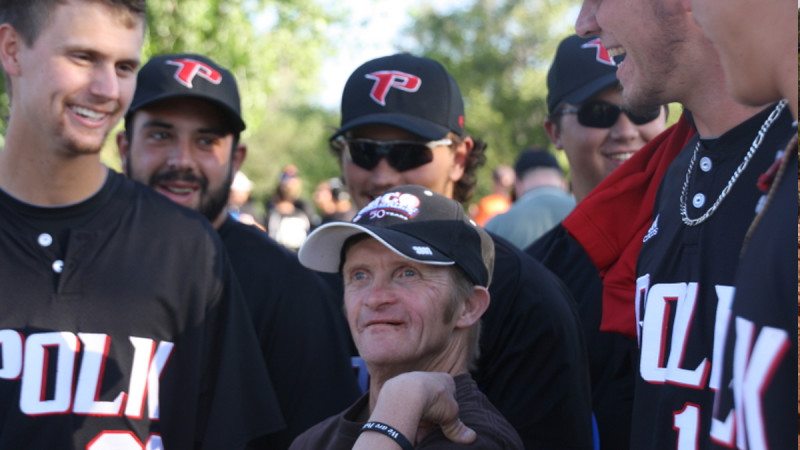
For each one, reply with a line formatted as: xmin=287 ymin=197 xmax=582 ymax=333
xmin=0 ymin=0 xmax=344 ymax=204
xmin=403 ymin=0 xmax=579 ymax=201
xmin=139 ymin=0 xmax=344 ymax=203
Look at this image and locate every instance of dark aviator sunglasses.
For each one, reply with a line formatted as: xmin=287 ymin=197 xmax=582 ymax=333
xmin=557 ymin=100 xmax=663 ymax=128
xmin=339 ymin=138 xmax=453 ymax=172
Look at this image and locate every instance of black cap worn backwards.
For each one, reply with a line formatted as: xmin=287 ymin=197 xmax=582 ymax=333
xmin=298 ymin=185 xmax=494 ymax=288
xmin=332 ymin=53 xmax=465 ymax=141
xmin=126 ymin=53 xmax=246 ymax=133
xmin=546 ymin=35 xmax=621 ymax=115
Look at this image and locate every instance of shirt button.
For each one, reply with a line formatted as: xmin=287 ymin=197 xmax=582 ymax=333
xmin=38 ymin=233 xmax=53 ymax=247
xmin=52 ymin=260 xmax=64 ymax=274
xmin=692 ymin=193 xmax=706 ymax=208
xmin=699 ymin=157 xmax=713 ymax=172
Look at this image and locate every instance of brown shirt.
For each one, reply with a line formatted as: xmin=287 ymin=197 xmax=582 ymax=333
xmin=289 ymin=374 xmax=523 ymax=449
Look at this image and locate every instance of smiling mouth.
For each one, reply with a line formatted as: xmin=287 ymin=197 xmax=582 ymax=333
xmin=70 ymin=105 xmax=108 ymax=122
xmin=365 ymin=320 xmax=404 ymax=328
xmin=158 ymin=183 xmax=199 ymax=196
xmin=605 ymin=151 xmax=636 ymax=163
xmin=607 ymin=46 xmax=626 ymax=58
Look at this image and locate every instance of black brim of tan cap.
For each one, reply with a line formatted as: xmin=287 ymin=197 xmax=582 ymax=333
xmin=298 ymin=221 xmax=455 ymax=274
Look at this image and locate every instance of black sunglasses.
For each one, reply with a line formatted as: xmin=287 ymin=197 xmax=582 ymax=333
xmin=340 ymin=138 xmax=452 ymax=172
xmin=558 ymin=101 xmax=662 ymax=128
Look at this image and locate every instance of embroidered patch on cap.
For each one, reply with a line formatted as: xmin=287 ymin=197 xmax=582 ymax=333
xmin=354 ymin=191 xmax=421 ymax=223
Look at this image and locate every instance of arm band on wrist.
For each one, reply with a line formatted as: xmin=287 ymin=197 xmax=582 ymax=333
xmin=360 ymin=421 xmax=414 ymax=450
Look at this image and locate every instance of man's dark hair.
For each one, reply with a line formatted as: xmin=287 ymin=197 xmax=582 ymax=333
xmin=453 ymin=135 xmax=487 ymax=204
xmin=0 ymin=0 xmax=146 ymax=46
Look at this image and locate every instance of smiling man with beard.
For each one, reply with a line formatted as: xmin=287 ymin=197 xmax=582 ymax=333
xmin=118 ymin=53 xmax=361 ymax=449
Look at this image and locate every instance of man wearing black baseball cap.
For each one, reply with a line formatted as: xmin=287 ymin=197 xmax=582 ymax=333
xmin=544 ymin=35 xmax=667 ymax=203
xmin=118 ymin=53 xmax=360 ymax=449
xmin=485 ymin=148 xmax=574 ymax=249
xmin=528 ymin=35 xmax=669 ymax=450
xmin=292 ymin=185 xmax=522 ymax=449
xmin=328 ymin=53 xmax=593 ymax=449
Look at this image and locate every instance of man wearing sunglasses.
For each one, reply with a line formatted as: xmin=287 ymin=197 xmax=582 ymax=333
xmin=329 ymin=53 xmax=593 ymax=450
xmin=528 ymin=34 xmax=668 ymax=450
xmin=544 ymin=34 xmax=667 ymax=203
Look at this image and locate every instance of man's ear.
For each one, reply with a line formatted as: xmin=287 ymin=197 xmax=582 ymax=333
xmin=116 ymin=131 xmax=130 ymax=173
xmin=450 ymin=136 xmax=473 ymax=183
xmin=0 ymin=24 xmax=23 ymax=78
xmin=455 ymin=286 xmax=490 ymax=330
xmin=544 ymin=118 xmax=564 ymax=149
xmin=232 ymin=141 xmax=247 ymax=173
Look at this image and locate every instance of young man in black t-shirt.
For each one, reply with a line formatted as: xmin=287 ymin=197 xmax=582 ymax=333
xmin=0 ymin=1 xmax=282 ymax=448
xmin=118 ymin=53 xmax=361 ymax=449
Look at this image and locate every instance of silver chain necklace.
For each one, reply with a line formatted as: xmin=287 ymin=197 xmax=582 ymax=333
xmin=679 ymin=100 xmax=787 ymax=226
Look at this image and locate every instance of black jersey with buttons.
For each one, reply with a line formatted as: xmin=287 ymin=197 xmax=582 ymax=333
xmin=631 ymin=103 xmax=794 ymax=450
xmin=0 ymin=170 xmax=284 ymax=450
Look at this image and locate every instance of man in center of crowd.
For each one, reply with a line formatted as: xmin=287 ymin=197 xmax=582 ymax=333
xmin=292 ymin=184 xmax=523 ymax=449
xmin=327 ymin=53 xmax=593 ymax=449
xmin=117 ymin=53 xmax=360 ymax=449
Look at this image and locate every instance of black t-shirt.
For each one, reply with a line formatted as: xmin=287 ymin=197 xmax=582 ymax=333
xmin=527 ymin=225 xmax=637 ymax=450
xmin=0 ymin=170 xmax=284 ymax=449
xmin=218 ymin=218 xmax=361 ymax=449
xmin=633 ymin=103 xmax=794 ymax=449
xmin=710 ymin=139 xmax=798 ymax=449
xmin=476 ymin=233 xmax=593 ymax=449
xmin=289 ymin=373 xmax=524 ymax=449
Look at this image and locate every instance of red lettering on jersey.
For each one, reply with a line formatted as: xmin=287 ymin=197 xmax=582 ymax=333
xmin=364 ymin=70 xmax=422 ymax=106
xmin=709 ymin=286 xmax=736 ymax=447
xmin=74 ymin=333 xmax=125 ymax=416
xmin=0 ymin=330 xmax=173 ymax=419
xmin=87 ymin=430 xmax=163 ymax=450
xmin=636 ymin=280 xmax=712 ymax=388
xmin=0 ymin=329 xmax=23 ymax=379
xmin=732 ymin=319 xmax=789 ymax=449
xmin=166 ymin=58 xmax=223 ymax=88
xmin=125 ymin=337 xmax=174 ymax=420
xmin=20 ymin=332 xmax=79 ymax=415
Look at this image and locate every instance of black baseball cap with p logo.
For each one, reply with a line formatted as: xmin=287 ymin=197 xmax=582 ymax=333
xmin=332 ymin=53 xmax=465 ymax=141
xmin=546 ymin=35 xmax=621 ymax=115
xmin=125 ymin=53 xmax=246 ymax=133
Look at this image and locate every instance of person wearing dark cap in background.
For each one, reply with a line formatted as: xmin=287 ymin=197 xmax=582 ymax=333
xmin=485 ymin=147 xmax=574 ymax=249
xmin=328 ymin=52 xmax=593 ymax=449
xmin=118 ymin=53 xmax=360 ymax=449
xmin=526 ymin=34 xmax=668 ymax=450
xmin=290 ymin=185 xmax=523 ymax=449
xmin=544 ymin=34 xmax=667 ymax=203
